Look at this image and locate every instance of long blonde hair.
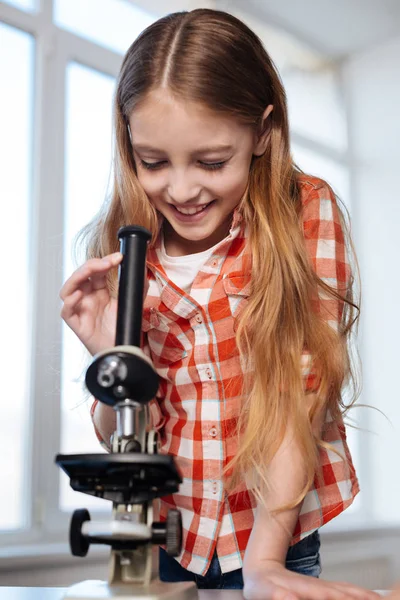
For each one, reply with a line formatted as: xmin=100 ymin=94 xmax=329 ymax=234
xmin=81 ymin=9 xmax=360 ymax=511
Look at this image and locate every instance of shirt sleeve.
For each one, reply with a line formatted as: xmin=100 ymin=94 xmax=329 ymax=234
xmin=300 ymin=181 xmax=352 ymax=392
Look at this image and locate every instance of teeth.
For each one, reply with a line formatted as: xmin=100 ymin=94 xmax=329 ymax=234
xmin=175 ymin=203 xmax=210 ymax=215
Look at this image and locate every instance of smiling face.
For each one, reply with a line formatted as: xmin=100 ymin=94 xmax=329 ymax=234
xmin=129 ymin=89 xmax=271 ymax=256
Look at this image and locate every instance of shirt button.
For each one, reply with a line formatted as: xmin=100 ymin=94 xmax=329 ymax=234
xmin=211 ymin=259 xmax=218 ymax=267
xmin=212 ymin=482 xmax=218 ymax=494
xmin=205 ymin=368 xmax=212 ymax=379
xmin=209 ymin=427 xmax=218 ymax=438
xmin=195 ymin=313 xmax=202 ymax=324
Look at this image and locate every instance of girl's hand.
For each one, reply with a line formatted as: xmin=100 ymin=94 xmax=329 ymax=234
xmin=243 ymin=561 xmax=381 ymax=600
xmin=60 ymin=252 xmax=123 ymax=356
xmin=387 ymin=586 xmax=400 ymax=599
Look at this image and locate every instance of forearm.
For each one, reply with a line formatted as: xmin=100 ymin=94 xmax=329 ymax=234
xmin=243 ymin=393 xmax=323 ymax=573
xmin=243 ymin=433 xmax=307 ymax=572
xmin=92 ymin=401 xmax=116 ymax=447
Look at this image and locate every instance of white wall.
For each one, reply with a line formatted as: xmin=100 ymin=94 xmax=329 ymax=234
xmin=342 ymin=34 xmax=400 ymax=526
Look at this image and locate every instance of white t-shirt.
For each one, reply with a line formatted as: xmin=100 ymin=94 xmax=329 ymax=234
xmin=159 ymin=228 xmax=240 ymax=293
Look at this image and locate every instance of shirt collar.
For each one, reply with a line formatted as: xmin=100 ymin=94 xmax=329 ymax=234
xmin=230 ymin=207 xmax=243 ymax=231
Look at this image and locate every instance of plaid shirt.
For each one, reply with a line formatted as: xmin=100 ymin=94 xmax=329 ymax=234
xmin=91 ymin=174 xmax=359 ymax=575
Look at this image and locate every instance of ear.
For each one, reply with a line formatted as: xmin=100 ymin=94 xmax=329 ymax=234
xmin=253 ymin=104 xmax=274 ymax=157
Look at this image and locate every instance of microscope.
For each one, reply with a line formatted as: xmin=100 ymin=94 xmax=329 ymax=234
xmin=56 ymin=226 xmax=198 ymax=599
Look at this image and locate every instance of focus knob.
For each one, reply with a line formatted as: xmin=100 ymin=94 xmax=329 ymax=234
xmin=165 ymin=509 xmax=182 ymax=557
xmin=70 ymin=508 xmax=91 ymax=557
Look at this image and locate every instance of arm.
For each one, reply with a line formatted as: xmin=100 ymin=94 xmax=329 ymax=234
xmin=243 ymin=393 xmax=323 ymax=572
xmin=242 ymin=395 xmax=380 ymax=600
xmin=91 ymin=380 xmax=164 ymax=449
xmin=243 ymin=430 xmax=306 ymax=570
xmin=91 ymin=400 xmax=116 ymax=449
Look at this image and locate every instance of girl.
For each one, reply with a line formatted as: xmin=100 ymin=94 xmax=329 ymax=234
xmin=60 ymin=9 xmax=378 ymax=600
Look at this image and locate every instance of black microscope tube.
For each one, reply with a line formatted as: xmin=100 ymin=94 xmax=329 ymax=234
xmin=115 ymin=225 xmax=151 ymax=348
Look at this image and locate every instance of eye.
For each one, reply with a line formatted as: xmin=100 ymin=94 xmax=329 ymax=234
xmin=139 ymin=160 xmax=166 ymax=170
xmin=139 ymin=159 xmax=227 ymax=171
xmin=200 ymin=161 xmax=227 ymax=171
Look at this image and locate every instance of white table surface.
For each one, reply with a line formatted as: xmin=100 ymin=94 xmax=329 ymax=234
xmin=0 ymin=590 xmax=244 ymax=599
xmin=0 ymin=588 xmax=391 ymax=599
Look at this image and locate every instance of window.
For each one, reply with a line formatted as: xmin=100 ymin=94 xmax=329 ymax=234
xmin=54 ymin=0 xmax=155 ymax=54
xmin=60 ymin=62 xmax=115 ymax=511
xmin=1 ymin=0 xmax=36 ymax=12
xmin=0 ymin=21 xmax=34 ymax=531
xmin=285 ymin=67 xmax=347 ymax=153
xmin=292 ymin=144 xmax=350 ymax=209
xmin=0 ymin=0 xmax=154 ymax=545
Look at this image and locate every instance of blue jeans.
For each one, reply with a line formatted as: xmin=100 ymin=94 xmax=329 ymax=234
xmin=159 ymin=530 xmax=321 ymax=589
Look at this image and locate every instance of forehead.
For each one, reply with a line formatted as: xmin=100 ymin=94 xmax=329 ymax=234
xmin=128 ymin=88 xmax=250 ymax=150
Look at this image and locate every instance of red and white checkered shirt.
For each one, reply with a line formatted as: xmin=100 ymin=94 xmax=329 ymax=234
xmin=91 ymin=174 xmax=359 ymax=575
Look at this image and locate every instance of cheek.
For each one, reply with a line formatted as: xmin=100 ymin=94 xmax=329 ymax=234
xmin=214 ymin=168 xmax=249 ymax=199
xmin=136 ymin=172 xmax=164 ymax=199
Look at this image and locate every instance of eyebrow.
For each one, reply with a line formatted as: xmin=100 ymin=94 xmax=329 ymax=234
xmin=132 ymin=144 xmax=234 ymax=155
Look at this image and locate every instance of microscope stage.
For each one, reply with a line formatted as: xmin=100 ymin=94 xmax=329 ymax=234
xmin=56 ymin=453 xmax=182 ymax=503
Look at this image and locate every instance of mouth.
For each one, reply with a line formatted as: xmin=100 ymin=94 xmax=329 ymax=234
xmin=169 ymin=200 xmax=216 ymax=222
xmin=172 ymin=201 xmax=215 ymax=215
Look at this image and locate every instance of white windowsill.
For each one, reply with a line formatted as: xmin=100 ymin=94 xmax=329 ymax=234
xmin=321 ymin=520 xmax=400 ymax=541
xmin=0 ymin=543 xmax=109 ymax=572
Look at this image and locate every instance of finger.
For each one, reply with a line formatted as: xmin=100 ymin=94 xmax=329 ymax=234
xmin=80 ymin=278 xmax=93 ymax=296
xmin=331 ymin=582 xmax=380 ymax=600
xmin=89 ymin=255 xmax=121 ymax=291
xmin=60 ymin=289 xmax=84 ymax=320
xmin=60 ymin=253 xmax=122 ymax=300
xmin=244 ymin=579 xmax=300 ymax=600
xmin=59 ymin=259 xmax=104 ymax=300
xmin=301 ymin=579 xmax=361 ymax=600
xmin=90 ymin=272 xmax=109 ymax=292
xmin=268 ymin=576 xmax=350 ymax=600
xmin=273 ymin=590 xmax=300 ymax=600
xmin=105 ymin=251 xmax=123 ymax=266
xmin=296 ymin=580 xmax=373 ymax=600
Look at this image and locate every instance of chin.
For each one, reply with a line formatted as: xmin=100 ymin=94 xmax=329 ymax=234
xmin=177 ymin=229 xmax=214 ymax=242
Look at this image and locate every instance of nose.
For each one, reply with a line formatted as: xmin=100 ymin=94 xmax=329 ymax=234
xmin=167 ymin=170 xmax=201 ymax=206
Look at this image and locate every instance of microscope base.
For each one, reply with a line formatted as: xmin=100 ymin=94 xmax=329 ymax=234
xmin=62 ymin=579 xmax=198 ymax=599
